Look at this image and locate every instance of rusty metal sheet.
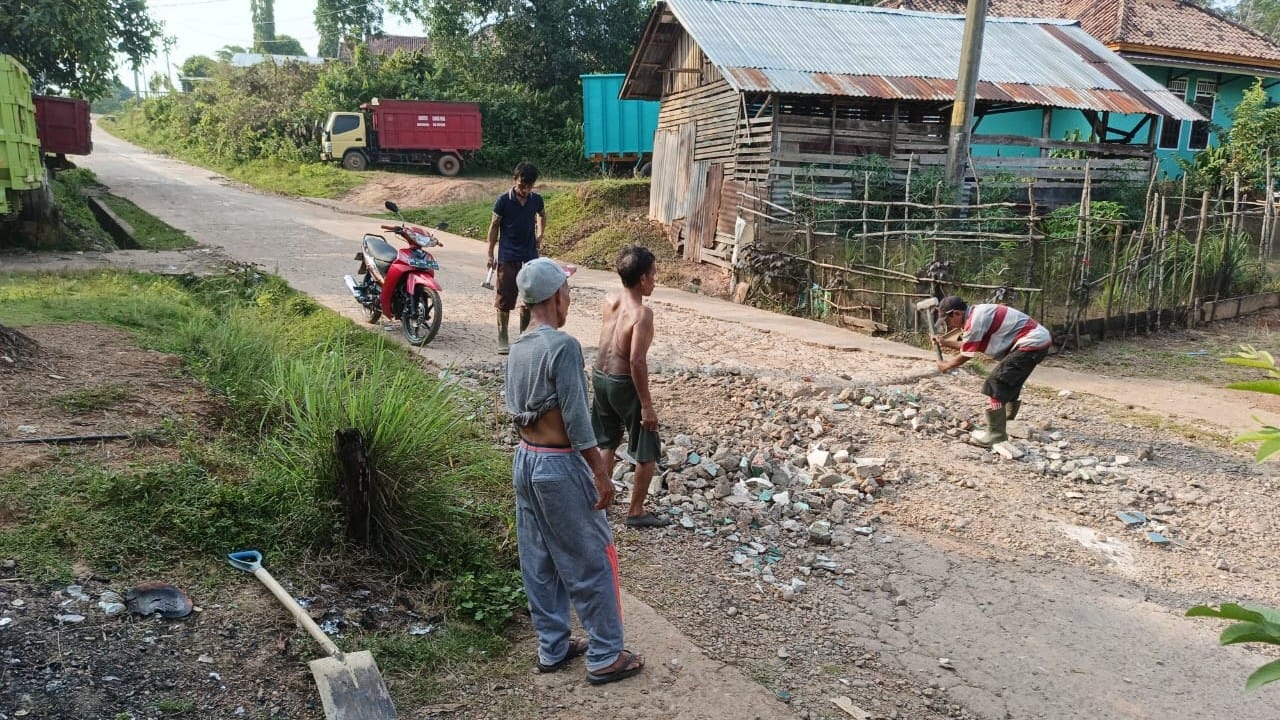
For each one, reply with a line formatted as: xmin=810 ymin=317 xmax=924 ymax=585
xmin=649 ymin=0 xmax=1201 ymax=119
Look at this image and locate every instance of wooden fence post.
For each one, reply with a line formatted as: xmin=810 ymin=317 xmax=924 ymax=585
xmin=1188 ymin=190 xmax=1210 ymax=329
xmin=1104 ymin=224 xmax=1120 ymax=338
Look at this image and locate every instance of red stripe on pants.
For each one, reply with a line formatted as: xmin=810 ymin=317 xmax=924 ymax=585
xmin=606 ymin=543 xmax=623 ymax=620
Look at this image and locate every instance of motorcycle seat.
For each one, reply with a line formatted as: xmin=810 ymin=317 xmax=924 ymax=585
xmin=363 ymin=235 xmax=399 ymax=265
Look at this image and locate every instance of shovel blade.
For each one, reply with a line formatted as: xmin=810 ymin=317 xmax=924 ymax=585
xmin=308 ymin=651 xmax=397 ymax=720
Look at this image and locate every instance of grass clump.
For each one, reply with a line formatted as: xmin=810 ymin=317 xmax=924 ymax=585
xmin=0 ymin=269 xmax=518 ymax=619
xmin=49 ymin=169 xmax=115 ymax=251
xmin=52 ymin=384 xmax=131 ymax=413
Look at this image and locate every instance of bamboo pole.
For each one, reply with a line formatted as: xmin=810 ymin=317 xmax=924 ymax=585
xmin=1232 ymin=172 xmax=1241 ymax=240
xmin=1187 ymin=190 xmax=1210 ymax=329
xmin=1262 ymin=151 xmax=1273 ymax=258
xmin=1154 ymin=194 xmax=1168 ymax=330
xmin=1025 ymin=182 xmax=1037 ymax=315
xmin=1068 ymin=165 xmax=1089 ymax=347
xmin=1104 ymin=223 xmax=1121 ymax=338
xmin=788 ymin=191 xmax=1018 ymax=211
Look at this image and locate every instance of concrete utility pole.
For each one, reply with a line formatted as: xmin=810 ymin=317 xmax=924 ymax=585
xmin=944 ymin=0 xmax=989 ymax=197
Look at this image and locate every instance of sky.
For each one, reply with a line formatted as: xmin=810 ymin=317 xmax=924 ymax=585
xmin=120 ymin=0 xmax=421 ymax=91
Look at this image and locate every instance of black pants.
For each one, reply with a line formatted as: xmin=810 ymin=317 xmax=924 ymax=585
xmin=981 ymin=348 xmax=1048 ymax=403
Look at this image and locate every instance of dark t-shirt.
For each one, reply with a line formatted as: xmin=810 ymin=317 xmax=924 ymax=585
xmin=493 ymin=189 xmax=544 ymax=263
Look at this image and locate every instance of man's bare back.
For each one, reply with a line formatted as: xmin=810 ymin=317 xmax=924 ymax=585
xmin=595 ymin=292 xmax=651 ymax=376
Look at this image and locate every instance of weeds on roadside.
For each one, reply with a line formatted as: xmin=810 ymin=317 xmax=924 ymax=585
xmin=0 ymin=269 xmax=520 ymax=627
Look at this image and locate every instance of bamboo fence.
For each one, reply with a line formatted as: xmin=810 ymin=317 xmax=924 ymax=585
xmin=736 ymin=164 xmax=1279 ymax=346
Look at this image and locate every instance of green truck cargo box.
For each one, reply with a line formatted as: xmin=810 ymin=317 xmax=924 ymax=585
xmin=0 ymin=54 xmax=43 ymax=215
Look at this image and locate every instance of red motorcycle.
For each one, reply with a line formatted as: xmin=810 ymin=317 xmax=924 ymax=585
xmin=344 ymin=201 xmax=445 ymax=346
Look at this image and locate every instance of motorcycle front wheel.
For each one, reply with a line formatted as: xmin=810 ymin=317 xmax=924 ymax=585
xmin=402 ymin=287 xmax=442 ymax=346
xmin=359 ymin=273 xmax=381 ymax=324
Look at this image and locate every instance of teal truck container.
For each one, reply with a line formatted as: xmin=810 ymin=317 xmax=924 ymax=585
xmin=0 ymin=54 xmax=43 ymax=215
xmin=581 ymin=74 xmax=659 ymax=174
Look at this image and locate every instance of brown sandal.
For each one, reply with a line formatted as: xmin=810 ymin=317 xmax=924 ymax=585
xmin=586 ymin=649 xmax=645 ymax=685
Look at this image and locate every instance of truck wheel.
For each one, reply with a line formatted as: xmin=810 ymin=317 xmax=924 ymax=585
xmin=436 ymin=154 xmax=461 ymax=177
xmin=342 ymin=151 xmax=369 ymax=171
xmin=637 ymin=161 xmax=653 ymax=178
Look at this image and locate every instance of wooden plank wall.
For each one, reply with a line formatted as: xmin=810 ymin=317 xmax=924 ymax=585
xmin=652 ymin=78 xmax=742 ymax=254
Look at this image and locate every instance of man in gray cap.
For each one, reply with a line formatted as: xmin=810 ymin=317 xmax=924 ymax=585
xmin=504 ymin=257 xmax=645 ymax=685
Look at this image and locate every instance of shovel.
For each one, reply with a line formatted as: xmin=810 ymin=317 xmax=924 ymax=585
xmin=228 ymin=550 xmax=397 ymax=720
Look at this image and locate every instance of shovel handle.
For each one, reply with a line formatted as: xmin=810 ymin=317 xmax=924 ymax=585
xmin=228 ymin=550 xmax=344 ymax=659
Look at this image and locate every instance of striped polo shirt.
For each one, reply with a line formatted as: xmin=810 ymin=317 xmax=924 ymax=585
xmin=960 ymin=304 xmax=1052 ymax=360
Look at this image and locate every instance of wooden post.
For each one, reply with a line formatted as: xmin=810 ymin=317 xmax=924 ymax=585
xmin=829 ymin=100 xmax=838 ymax=155
xmin=334 ymin=429 xmax=374 ymax=546
xmin=1232 ymin=172 xmax=1241 ymax=240
xmin=1154 ymin=194 xmax=1168 ymax=330
xmin=1040 ymin=108 xmax=1052 ymax=158
xmin=805 ymin=221 xmax=815 ymax=295
xmin=945 ymin=0 xmax=989 ymax=193
xmin=1188 ymin=190 xmax=1210 ymax=329
xmin=1067 ymin=165 xmax=1088 ymax=347
xmin=888 ymin=100 xmax=900 ymax=158
xmin=1176 ymin=173 xmax=1188 ymax=233
xmin=1263 ymin=159 xmax=1274 ymax=258
xmin=1026 ymin=183 xmax=1037 ymax=314
xmin=1104 ymin=223 xmax=1121 ymax=338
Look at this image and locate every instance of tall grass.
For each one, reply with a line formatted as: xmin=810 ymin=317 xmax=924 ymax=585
xmin=0 ymin=269 xmax=515 ymax=587
xmin=266 ymin=344 xmax=512 ymax=576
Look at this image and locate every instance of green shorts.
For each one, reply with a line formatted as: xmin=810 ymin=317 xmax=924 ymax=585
xmin=591 ymin=369 xmax=661 ymax=463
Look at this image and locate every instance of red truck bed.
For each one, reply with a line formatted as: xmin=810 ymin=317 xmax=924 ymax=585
xmin=33 ymin=95 xmax=92 ymax=156
xmin=362 ymin=98 xmax=482 ymax=152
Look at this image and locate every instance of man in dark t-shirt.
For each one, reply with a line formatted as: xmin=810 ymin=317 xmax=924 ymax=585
xmin=487 ymin=161 xmax=547 ymax=354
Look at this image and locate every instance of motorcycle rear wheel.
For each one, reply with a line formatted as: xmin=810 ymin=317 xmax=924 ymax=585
xmin=359 ymin=273 xmax=381 ymax=324
xmin=402 ymin=287 xmax=442 ymax=346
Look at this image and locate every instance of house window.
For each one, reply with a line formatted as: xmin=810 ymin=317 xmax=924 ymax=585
xmin=1158 ymin=78 xmax=1187 ymax=150
xmin=1188 ymin=79 xmax=1217 ymax=150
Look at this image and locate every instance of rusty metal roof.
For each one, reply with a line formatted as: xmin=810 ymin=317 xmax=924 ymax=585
xmin=624 ymin=0 xmax=1201 ymax=120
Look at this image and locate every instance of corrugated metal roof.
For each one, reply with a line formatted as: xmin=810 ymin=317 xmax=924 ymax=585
xmin=656 ymin=0 xmax=1201 ymax=119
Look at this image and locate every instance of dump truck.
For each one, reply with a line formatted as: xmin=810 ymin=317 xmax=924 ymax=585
xmin=321 ymin=98 xmax=482 ymax=176
xmin=0 ymin=55 xmax=45 ymax=216
xmin=581 ymin=74 xmax=659 ymax=175
xmin=33 ymin=95 xmax=92 ymax=167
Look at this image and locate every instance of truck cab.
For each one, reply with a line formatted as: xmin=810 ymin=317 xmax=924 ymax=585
xmin=321 ymin=112 xmax=370 ymax=170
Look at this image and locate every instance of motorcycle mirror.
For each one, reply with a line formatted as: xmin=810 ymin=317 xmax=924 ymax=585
xmin=435 ymin=221 xmax=449 ymax=231
xmin=384 ymin=201 xmax=399 ymax=214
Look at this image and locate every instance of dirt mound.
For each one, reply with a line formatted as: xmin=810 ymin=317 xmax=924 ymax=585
xmin=0 ymin=325 xmax=39 ymax=368
xmin=340 ymin=172 xmax=512 ymax=211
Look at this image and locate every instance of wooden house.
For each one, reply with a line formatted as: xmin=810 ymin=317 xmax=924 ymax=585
xmin=621 ymin=0 xmax=1201 ymax=265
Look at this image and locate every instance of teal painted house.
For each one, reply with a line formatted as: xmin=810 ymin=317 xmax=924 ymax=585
xmin=884 ymin=0 xmax=1280 ymax=178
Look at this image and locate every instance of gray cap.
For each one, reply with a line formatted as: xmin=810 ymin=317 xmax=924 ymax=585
xmin=516 ymin=258 xmax=577 ymax=305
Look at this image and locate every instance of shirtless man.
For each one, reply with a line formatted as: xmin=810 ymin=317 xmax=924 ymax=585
xmin=506 ymin=257 xmax=644 ymax=685
xmin=591 ymin=245 xmax=668 ymax=528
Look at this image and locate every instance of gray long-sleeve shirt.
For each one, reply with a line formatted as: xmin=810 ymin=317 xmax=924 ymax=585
xmin=505 ymin=326 xmax=597 ymax=451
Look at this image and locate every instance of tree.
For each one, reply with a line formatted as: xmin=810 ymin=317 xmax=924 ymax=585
xmin=251 ymin=0 xmax=277 ymax=52
xmin=263 ymin=35 xmax=307 ymax=56
xmin=1232 ymin=0 xmax=1280 ymax=39
xmin=0 ymin=0 xmax=164 ymax=98
xmin=315 ymin=0 xmax=383 ymax=58
xmin=394 ymin=0 xmax=647 ymax=96
xmin=216 ymin=45 xmax=249 ymax=62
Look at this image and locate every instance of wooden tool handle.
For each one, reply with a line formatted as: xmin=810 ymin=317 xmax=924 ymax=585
xmin=253 ymin=566 xmax=344 ymax=659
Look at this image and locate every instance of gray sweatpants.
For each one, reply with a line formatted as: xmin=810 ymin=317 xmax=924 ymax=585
xmin=513 ymin=441 xmax=624 ymax=672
